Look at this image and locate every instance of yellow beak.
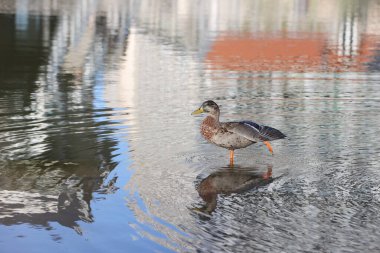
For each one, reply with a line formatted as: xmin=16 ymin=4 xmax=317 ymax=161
xmin=191 ymin=107 xmax=204 ymax=115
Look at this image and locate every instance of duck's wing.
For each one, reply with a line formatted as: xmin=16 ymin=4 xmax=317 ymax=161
xmin=224 ymin=120 xmax=286 ymax=142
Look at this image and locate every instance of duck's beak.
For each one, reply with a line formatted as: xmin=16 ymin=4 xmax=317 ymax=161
xmin=191 ymin=107 xmax=204 ymax=115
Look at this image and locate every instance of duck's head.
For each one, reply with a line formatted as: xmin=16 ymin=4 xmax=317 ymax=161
xmin=191 ymin=100 xmax=220 ymax=116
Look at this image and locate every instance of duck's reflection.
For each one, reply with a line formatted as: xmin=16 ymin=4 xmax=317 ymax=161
xmin=195 ymin=165 xmax=273 ymax=215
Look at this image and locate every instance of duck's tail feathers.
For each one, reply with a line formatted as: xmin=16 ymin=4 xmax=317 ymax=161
xmin=260 ymin=125 xmax=287 ymax=141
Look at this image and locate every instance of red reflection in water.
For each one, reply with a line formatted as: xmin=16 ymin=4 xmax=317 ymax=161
xmin=206 ymin=33 xmax=377 ymax=72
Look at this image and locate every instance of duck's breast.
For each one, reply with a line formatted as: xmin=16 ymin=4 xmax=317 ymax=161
xmin=200 ymin=116 xmax=218 ymax=141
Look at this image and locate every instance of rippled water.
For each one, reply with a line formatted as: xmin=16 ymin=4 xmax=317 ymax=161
xmin=1 ymin=0 xmax=380 ymax=252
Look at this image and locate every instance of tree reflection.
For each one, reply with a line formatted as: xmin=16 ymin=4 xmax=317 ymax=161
xmin=0 ymin=1 xmax=128 ymax=232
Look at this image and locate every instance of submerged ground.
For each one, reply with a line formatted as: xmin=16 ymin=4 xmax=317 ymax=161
xmin=1 ymin=0 xmax=380 ymax=252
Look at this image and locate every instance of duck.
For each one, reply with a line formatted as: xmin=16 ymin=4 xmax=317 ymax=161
xmin=191 ymin=100 xmax=286 ymax=167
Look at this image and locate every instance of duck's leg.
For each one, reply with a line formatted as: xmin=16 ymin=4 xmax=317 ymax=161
xmin=229 ymin=150 xmax=234 ymax=167
xmin=263 ymin=141 xmax=274 ymax=155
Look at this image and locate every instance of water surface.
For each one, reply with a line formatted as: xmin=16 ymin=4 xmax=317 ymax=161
xmin=1 ymin=0 xmax=380 ymax=252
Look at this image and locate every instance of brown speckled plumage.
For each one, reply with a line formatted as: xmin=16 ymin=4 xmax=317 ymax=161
xmin=200 ymin=116 xmax=218 ymax=141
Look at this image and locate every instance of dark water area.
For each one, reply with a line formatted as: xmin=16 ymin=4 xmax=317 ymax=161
xmin=1 ymin=0 xmax=380 ymax=252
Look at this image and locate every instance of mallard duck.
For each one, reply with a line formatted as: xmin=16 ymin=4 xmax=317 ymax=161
xmin=191 ymin=100 xmax=286 ymax=167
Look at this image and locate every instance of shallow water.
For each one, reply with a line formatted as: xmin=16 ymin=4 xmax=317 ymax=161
xmin=1 ymin=0 xmax=380 ymax=252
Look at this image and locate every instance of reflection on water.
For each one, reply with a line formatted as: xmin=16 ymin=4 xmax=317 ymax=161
xmin=0 ymin=0 xmax=127 ymax=234
xmin=1 ymin=0 xmax=380 ymax=252
xmin=0 ymin=160 xmax=117 ymax=232
xmin=195 ymin=166 xmax=273 ymax=215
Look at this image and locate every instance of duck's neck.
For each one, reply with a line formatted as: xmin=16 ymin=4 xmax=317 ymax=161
xmin=204 ymin=113 xmax=220 ymax=127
